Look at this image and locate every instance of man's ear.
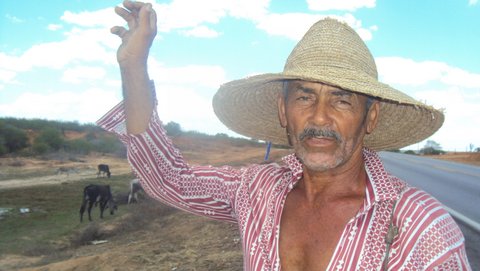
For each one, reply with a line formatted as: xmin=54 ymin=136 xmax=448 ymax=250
xmin=277 ymin=92 xmax=287 ymax=128
xmin=366 ymin=101 xmax=380 ymax=134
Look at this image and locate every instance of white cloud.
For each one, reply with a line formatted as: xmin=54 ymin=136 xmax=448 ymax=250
xmin=0 ymin=88 xmax=120 ymax=124
xmin=225 ymin=0 xmax=270 ymax=20
xmin=47 ymin=24 xmax=63 ymax=31
xmin=0 ymin=69 xmax=17 ymax=84
xmin=5 ymin=14 xmax=24 ymax=23
xmin=0 ymin=53 xmax=29 ymax=85
xmin=376 ymin=57 xmax=480 ymax=88
xmin=0 ymin=27 xmax=117 ymax=87
xmin=145 ymin=59 xmax=230 ymax=134
xmin=153 ymin=0 xmax=269 ymax=36
xmin=155 ymin=0 xmax=227 ymax=32
xmin=307 ymin=0 xmax=376 ymax=11
xmin=376 ymin=56 xmax=480 ymax=150
xmin=61 ymin=8 xmax=122 ymax=28
xmin=440 ymin=66 xmax=480 ymax=88
xmin=0 ymin=52 xmax=30 ymax=73
xmin=62 ymin=66 xmax=107 ymax=84
xmin=413 ymin=87 xmax=480 ymax=151
xmin=180 ymin=25 xmax=221 ymax=38
xmin=256 ymin=12 xmax=376 ymax=41
xmin=156 ymin=84 xmax=221 ymax=130
xmin=149 ymin=60 xmax=227 ymax=89
xmin=0 ymin=7 xmax=119 ymax=87
xmin=256 ymin=13 xmax=325 ymax=40
xmin=469 ymin=0 xmax=478 ymax=6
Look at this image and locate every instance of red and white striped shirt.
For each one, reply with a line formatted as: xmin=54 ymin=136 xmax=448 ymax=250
xmin=98 ymin=101 xmax=471 ymax=271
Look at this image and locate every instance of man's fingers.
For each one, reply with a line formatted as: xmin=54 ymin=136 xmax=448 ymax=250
xmin=123 ymin=0 xmax=148 ymax=11
xmin=115 ymin=6 xmax=135 ymax=25
xmin=138 ymin=3 xmax=157 ymax=32
xmin=111 ymin=26 xmax=127 ymax=38
xmin=149 ymin=4 xmax=157 ymax=31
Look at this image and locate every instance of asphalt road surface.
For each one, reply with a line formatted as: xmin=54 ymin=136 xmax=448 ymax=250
xmin=379 ymin=151 xmax=480 ymax=269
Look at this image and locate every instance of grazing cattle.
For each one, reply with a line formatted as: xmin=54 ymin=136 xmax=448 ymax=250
xmin=128 ymin=179 xmax=144 ymax=204
xmin=79 ymin=184 xmax=117 ymax=222
xmin=96 ymin=164 xmax=111 ymax=178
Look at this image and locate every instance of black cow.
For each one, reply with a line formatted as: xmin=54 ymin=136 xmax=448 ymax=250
xmin=96 ymin=164 xmax=111 ymax=178
xmin=128 ymin=179 xmax=144 ymax=204
xmin=79 ymin=184 xmax=117 ymax=222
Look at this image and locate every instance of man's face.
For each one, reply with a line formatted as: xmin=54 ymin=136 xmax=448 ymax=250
xmin=278 ymin=80 xmax=379 ymax=172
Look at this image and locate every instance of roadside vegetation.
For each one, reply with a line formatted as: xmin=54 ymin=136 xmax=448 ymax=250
xmin=0 ymin=118 xmax=270 ymax=159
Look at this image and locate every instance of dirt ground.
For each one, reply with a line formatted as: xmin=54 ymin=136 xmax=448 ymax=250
xmin=0 ymin=136 xmax=290 ymax=271
xmin=0 ymin=141 xmax=478 ymax=270
xmin=424 ymin=151 xmax=480 ymax=167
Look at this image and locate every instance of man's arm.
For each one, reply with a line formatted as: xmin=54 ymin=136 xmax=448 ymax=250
xmin=101 ymin=1 xmax=243 ymax=222
xmin=111 ymin=0 xmax=157 ymax=134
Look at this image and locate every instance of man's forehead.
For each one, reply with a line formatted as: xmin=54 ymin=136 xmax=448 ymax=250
xmin=285 ymin=80 xmax=353 ymax=94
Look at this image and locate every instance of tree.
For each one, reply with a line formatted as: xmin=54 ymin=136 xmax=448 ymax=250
xmin=469 ymin=143 xmax=475 ymax=152
xmin=34 ymin=127 xmax=64 ymax=152
xmin=165 ymin=121 xmax=182 ymax=136
xmin=0 ymin=121 xmax=29 ymax=154
xmin=420 ymin=140 xmax=445 ymax=155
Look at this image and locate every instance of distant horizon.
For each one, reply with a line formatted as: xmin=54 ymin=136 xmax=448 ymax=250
xmin=3 ymin=115 xmax=474 ymax=153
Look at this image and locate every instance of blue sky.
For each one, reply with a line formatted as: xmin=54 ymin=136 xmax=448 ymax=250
xmin=1 ymin=0 xmax=479 ymax=151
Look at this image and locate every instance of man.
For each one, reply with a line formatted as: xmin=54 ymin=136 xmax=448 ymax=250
xmin=99 ymin=1 xmax=471 ymax=270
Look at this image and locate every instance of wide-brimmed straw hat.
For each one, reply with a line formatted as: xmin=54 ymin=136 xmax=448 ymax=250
xmin=212 ymin=18 xmax=444 ymax=150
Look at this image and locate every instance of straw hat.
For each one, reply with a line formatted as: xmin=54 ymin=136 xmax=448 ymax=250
xmin=212 ymin=18 xmax=444 ymax=150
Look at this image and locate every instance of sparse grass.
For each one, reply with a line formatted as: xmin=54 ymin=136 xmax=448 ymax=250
xmin=0 ymin=174 xmax=132 ymax=256
xmin=0 ymin=166 xmax=55 ymax=181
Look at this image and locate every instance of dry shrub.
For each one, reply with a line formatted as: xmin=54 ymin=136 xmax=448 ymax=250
xmin=112 ymin=199 xmax=176 ymax=234
xmin=70 ymin=199 xmax=175 ymax=248
xmin=8 ymin=160 xmax=25 ymax=167
xmin=70 ymin=222 xmax=106 ymax=247
xmin=22 ymin=242 xmax=58 ymax=256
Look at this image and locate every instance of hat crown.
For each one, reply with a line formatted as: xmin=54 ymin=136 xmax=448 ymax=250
xmin=284 ymin=18 xmax=378 ymax=80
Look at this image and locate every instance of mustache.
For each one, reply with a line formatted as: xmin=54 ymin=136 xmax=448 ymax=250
xmin=298 ymin=127 xmax=342 ymax=142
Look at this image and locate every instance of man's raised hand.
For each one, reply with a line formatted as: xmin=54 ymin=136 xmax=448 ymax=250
xmin=111 ymin=0 xmax=157 ymax=67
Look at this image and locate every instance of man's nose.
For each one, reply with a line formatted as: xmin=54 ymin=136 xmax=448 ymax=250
xmin=309 ymin=100 xmax=332 ymax=126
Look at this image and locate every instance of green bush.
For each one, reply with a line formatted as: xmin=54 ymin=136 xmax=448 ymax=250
xmin=90 ymin=136 xmax=125 ymax=157
xmin=165 ymin=121 xmax=182 ymax=136
xmin=0 ymin=137 xmax=7 ymax=155
xmin=0 ymin=121 xmax=29 ymax=154
xmin=32 ymin=141 xmax=50 ymax=155
xmin=420 ymin=147 xmax=445 ymax=155
xmin=64 ymin=139 xmax=93 ymax=155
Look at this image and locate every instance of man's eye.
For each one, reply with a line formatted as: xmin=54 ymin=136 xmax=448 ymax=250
xmin=335 ymin=98 xmax=353 ymax=108
xmin=297 ymin=96 xmax=310 ymax=101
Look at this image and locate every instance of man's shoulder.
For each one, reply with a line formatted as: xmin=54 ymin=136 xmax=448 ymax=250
xmin=243 ymin=160 xmax=290 ymax=174
xmin=396 ymin=185 xmax=451 ymax=222
xmin=240 ymin=160 xmax=292 ymax=183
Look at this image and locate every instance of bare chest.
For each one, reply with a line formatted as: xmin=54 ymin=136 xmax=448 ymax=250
xmin=278 ymin=197 xmax=362 ymax=270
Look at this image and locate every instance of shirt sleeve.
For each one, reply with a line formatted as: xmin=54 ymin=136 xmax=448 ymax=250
xmin=390 ymin=187 xmax=472 ymax=270
xmin=96 ymin=82 xmax=242 ymax=223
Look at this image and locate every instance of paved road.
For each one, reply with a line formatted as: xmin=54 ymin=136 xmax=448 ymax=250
xmin=379 ymin=151 xmax=480 ymax=269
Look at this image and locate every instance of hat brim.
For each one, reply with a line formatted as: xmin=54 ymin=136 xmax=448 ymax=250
xmin=213 ymin=68 xmax=444 ymax=151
